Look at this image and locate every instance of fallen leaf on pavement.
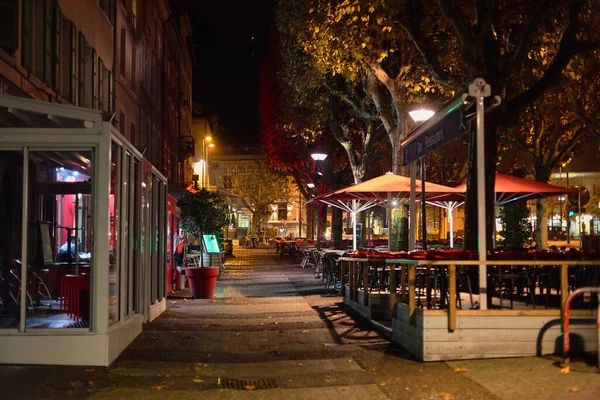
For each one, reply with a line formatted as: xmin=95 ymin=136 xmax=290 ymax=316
xmin=438 ymin=393 xmax=453 ymax=400
xmin=453 ymin=367 xmax=469 ymax=373
xmin=152 ymin=385 xmax=169 ymax=390
xmin=302 ymin=330 xmax=309 ymax=333
xmin=170 ymin=301 xmax=178 ymax=304
xmin=570 ymin=387 xmax=581 ymax=392
xmin=541 ymin=387 xmax=547 ymax=391
xmin=193 ymin=378 xmax=204 ymax=383
xmin=210 ymin=300 xmax=216 ymax=303
xmin=244 ymin=384 xmax=256 ymax=390
xmin=184 ymin=298 xmax=189 ymax=302
xmin=559 ymin=366 xmax=570 ymax=374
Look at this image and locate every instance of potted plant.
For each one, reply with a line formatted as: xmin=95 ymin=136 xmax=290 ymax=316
xmin=177 ymin=188 xmax=229 ymax=298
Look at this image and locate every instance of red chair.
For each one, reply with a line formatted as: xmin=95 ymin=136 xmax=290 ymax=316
xmin=60 ymin=275 xmax=90 ymax=322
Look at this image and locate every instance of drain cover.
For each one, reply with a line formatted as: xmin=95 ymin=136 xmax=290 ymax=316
xmin=217 ymin=377 xmax=278 ymax=390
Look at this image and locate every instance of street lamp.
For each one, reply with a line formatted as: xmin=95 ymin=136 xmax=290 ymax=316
xmin=562 ymin=158 xmax=572 ymax=244
xmin=409 ymin=108 xmax=435 ymax=250
xmin=311 ymin=151 xmax=328 ymax=248
xmin=202 ymin=137 xmax=215 ymax=188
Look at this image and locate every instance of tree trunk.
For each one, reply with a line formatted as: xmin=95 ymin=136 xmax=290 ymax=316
xmin=332 ymin=207 xmax=343 ymax=249
xmin=251 ymin=212 xmax=260 ymax=236
xmin=536 ymin=198 xmax=548 ymax=249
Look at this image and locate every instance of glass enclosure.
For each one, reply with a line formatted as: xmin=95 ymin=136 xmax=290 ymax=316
xmin=0 ymin=140 xmax=167 ymax=332
xmin=109 ymin=140 xmax=167 ymax=326
xmin=1 ymin=149 xmax=94 ymax=330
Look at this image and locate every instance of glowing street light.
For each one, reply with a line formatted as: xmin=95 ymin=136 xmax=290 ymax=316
xmin=409 ymin=109 xmax=435 ymax=123
xmin=311 ymin=151 xmax=328 ymax=248
xmin=409 ymin=108 xmax=435 ymax=251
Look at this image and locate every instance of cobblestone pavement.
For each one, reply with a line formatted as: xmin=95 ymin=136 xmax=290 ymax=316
xmin=1 ymin=246 xmax=598 ymax=399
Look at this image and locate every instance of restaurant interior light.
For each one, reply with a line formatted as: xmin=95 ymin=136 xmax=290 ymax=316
xmin=307 ymin=182 xmax=315 ymax=188
xmin=409 ymin=109 xmax=435 ymax=123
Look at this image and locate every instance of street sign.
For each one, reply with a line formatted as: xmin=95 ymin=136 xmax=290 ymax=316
xmin=402 ymin=104 xmax=467 ymax=166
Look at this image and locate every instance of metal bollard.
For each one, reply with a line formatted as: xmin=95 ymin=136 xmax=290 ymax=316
xmin=562 ymin=287 xmax=600 ymax=370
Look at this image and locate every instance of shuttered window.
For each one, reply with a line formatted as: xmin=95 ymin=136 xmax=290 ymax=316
xmin=91 ymin=49 xmax=98 ymax=109
xmin=108 ymin=70 xmax=113 ymax=112
xmin=20 ymin=0 xmax=33 ymax=71
xmin=0 ymin=0 xmax=19 ymax=52
xmin=98 ymin=59 xmax=104 ymax=111
xmin=43 ymin=0 xmax=53 ymax=86
xmin=78 ymin=32 xmax=85 ymax=107
xmin=131 ymin=47 xmax=136 ymax=91
xmin=53 ymin=2 xmax=61 ymax=92
xmin=69 ymin=22 xmax=77 ymax=102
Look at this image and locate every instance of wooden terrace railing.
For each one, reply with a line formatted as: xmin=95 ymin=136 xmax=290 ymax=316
xmin=339 ymin=257 xmax=600 ymax=332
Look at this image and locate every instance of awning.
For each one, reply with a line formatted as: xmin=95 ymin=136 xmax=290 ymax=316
xmin=167 ymin=183 xmax=191 ymax=200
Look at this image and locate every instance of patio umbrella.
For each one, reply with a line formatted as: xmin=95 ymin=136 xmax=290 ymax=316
xmin=308 ymin=173 xmax=464 ymax=250
xmin=431 ymin=173 xmax=577 ymax=247
xmin=452 ymin=173 xmax=577 ymax=205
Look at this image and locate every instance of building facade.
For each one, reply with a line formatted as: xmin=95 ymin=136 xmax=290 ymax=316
xmin=0 ymin=0 xmax=195 ymax=186
xmin=209 ymin=153 xmax=308 ymax=239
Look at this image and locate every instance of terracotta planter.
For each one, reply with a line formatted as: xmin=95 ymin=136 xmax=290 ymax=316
xmin=185 ymin=266 xmax=220 ymax=299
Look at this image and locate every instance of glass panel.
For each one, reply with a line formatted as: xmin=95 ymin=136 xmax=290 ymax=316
xmin=0 ymin=150 xmax=24 ymax=329
xmin=25 ymin=150 xmax=93 ymax=329
xmin=109 ymin=142 xmax=121 ymax=324
xmin=129 ymin=159 xmax=140 ymax=314
xmin=159 ymin=182 xmax=166 ymax=300
xmin=151 ymin=175 xmax=158 ymax=303
xmin=120 ymin=153 xmax=130 ymax=318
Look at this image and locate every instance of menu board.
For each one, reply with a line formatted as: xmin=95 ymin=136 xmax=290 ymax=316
xmin=202 ymin=234 xmax=221 ymax=254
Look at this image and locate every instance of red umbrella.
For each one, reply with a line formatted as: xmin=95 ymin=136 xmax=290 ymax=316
xmin=452 ymin=173 xmax=576 ymax=205
xmin=313 ymin=172 xmax=464 ymax=204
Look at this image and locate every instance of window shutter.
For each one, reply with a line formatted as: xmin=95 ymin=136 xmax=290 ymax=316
xmin=43 ymin=0 xmax=53 ymax=86
xmin=78 ymin=32 xmax=85 ymax=107
xmin=91 ymin=48 xmax=97 ymax=109
xmin=0 ymin=0 xmax=18 ymax=52
xmin=98 ymin=59 xmax=104 ymax=111
xmin=69 ymin=22 xmax=77 ymax=102
xmin=108 ymin=70 xmax=113 ymax=112
xmin=53 ymin=2 xmax=61 ymax=93
xmin=20 ymin=0 xmax=33 ymax=70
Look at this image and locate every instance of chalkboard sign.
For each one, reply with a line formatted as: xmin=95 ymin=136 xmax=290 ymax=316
xmin=39 ymin=221 xmax=54 ymax=264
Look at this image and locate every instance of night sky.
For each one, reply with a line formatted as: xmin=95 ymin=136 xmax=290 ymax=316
xmin=186 ymin=0 xmax=274 ymax=151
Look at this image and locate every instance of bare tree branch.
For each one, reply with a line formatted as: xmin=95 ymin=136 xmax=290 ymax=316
xmin=324 ymin=81 xmax=379 ymax=123
xmin=507 ymin=0 xmax=597 ymax=114
xmin=399 ymin=12 xmax=461 ymax=86
xmin=437 ymin=0 xmax=477 ymax=68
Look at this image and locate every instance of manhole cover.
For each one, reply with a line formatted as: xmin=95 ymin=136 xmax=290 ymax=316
xmin=217 ymin=377 xmax=278 ymax=390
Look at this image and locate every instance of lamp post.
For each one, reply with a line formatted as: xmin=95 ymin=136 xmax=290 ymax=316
xmin=202 ymin=137 xmax=215 ymax=189
xmin=563 ymin=158 xmax=571 ymax=244
xmin=311 ymin=152 xmax=327 ymax=249
xmin=409 ymin=109 xmax=435 ymax=250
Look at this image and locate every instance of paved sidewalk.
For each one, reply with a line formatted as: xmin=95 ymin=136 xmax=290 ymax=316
xmin=0 ymin=246 xmax=598 ymax=399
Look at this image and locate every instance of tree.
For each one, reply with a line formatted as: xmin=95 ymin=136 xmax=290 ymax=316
xmin=220 ymin=159 xmax=292 ymax=240
xmin=280 ymin=0 xmax=449 ymax=175
xmin=501 ymin=83 xmax=589 ymax=248
xmin=498 ymin=200 xmax=534 ymax=249
xmin=177 ymin=189 xmax=229 ymax=267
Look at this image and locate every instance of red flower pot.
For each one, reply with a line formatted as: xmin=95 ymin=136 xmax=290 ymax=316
xmin=185 ymin=267 xmax=220 ymax=299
